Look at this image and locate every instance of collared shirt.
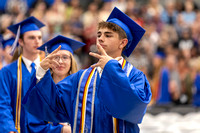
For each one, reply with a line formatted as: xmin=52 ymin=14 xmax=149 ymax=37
xmin=22 ymin=56 xmax=40 ymax=73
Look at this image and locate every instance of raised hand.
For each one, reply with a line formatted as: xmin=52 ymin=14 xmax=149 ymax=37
xmin=40 ymin=45 xmax=61 ymax=70
xmin=89 ymin=44 xmax=113 ymax=69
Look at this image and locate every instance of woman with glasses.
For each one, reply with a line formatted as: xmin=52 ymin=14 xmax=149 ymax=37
xmin=28 ymin=35 xmax=85 ymax=133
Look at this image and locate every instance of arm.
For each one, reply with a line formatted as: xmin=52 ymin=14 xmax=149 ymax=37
xmin=89 ymin=44 xmax=151 ymax=124
xmin=98 ymin=60 xmax=152 ymax=124
xmin=22 ymin=69 xmax=81 ymax=123
xmin=23 ymin=70 xmax=68 ymax=123
xmin=27 ymin=113 xmax=63 ymax=133
xmin=0 ymin=69 xmax=18 ymax=132
xmin=23 ymin=45 xmax=67 ymax=122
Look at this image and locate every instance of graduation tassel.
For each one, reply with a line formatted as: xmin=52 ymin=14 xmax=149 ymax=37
xmin=45 ymin=45 xmax=48 ymax=57
xmin=10 ymin=25 xmax=20 ymax=56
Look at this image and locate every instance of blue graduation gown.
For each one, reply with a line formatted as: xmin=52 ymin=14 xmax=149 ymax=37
xmin=156 ymin=67 xmax=171 ymax=104
xmin=23 ymin=59 xmax=152 ymax=133
xmin=193 ymin=73 xmax=200 ymax=106
xmin=0 ymin=60 xmax=62 ymax=133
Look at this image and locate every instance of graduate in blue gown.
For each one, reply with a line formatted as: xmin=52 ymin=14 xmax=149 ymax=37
xmin=1 ymin=37 xmax=18 ymax=67
xmin=193 ymin=73 xmax=200 ymax=106
xmin=37 ymin=34 xmax=86 ymax=133
xmin=0 ymin=16 xmax=64 ymax=133
xmin=23 ymin=7 xmax=152 ymax=133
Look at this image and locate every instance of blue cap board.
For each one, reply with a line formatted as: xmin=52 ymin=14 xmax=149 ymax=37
xmin=7 ymin=16 xmax=45 ymax=35
xmin=106 ymin=7 xmax=145 ymax=57
xmin=7 ymin=16 xmax=45 ymax=55
xmin=38 ymin=35 xmax=85 ymax=54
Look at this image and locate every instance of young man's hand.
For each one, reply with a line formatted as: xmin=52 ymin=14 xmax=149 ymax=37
xmin=40 ymin=45 xmax=61 ymax=70
xmin=89 ymin=44 xmax=113 ymax=69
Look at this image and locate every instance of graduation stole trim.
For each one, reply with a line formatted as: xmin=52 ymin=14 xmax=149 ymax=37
xmin=79 ymin=67 xmax=96 ymax=133
xmin=73 ymin=68 xmax=97 ymax=133
xmin=15 ymin=55 xmax=22 ymax=133
xmin=112 ymin=59 xmax=133 ymax=133
xmin=112 ymin=58 xmax=126 ymax=133
xmin=73 ymin=70 xmax=87 ymax=133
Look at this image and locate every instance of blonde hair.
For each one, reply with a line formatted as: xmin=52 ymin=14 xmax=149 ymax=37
xmin=69 ymin=52 xmax=78 ymax=75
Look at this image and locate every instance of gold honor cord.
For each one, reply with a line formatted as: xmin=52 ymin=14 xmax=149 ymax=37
xmin=15 ymin=55 xmax=22 ymax=133
xmin=113 ymin=59 xmax=126 ymax=133
xmin=14 ymin=55 xmax=41 ymax=132
xmin=80 ymin=68 xmax=96 ymax=133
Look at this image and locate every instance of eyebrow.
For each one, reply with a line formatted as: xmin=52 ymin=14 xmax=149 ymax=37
xmin=97 ymin=31 xmax=113 ymax=34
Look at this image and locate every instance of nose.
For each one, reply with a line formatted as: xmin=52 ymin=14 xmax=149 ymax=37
xmin=35 ymin=37 xmax=41 ymax=44
xmin=58 ymin=57 xmax=64 ymax=63
xmin=98 ymin=35 xmax=104 ymax=43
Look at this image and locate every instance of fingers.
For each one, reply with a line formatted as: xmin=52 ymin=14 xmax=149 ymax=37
xmin=40 ymin=57 xmax=60 ymax=70
xmin=89 ymin=52 xmax=101 ymax=59
xmin=59 ymin=123 xmax=68 ymax=126
xmin=50 ymin=59 xmax=60 ymax=69
xmin=48 ymin=45 xmax=61 ymax=58
xmin=96 ymin=44 xmax=107 ymax=55
xmin=46 ymin=53 xmax=59 ymax=60
xmin=50 ymin=45 xmax=61 ymax=55
xmin=90 ymin=63 xmax=99 ymax=68
xmin=40 ymin=46 xmax=61 ymax=70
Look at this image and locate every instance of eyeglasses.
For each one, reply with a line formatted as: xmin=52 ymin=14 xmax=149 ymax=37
xmin=54 ymin=55 xmax=71 ymax=62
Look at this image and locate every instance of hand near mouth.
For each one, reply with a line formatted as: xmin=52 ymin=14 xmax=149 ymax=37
xmin=89 ymin=44 xmax=113 ymax=69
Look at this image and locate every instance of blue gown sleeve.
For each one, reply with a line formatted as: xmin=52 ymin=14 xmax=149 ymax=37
xmin=193 ymin=74 xmax=200 ymax=106
xmin=0 ymin=68 xmax=17 ymax=132
xmin=157 ymin=68 xmax=171 ymax=103
xmin=23 ymin=71 xmax=64 ymax=132
xmin=98 ymin=59 xmax=152 ymax=124
xmin=28 ymin=113 xmax=63 ymax=133
xmin=23 ymin=70 xmax=81 ymax=123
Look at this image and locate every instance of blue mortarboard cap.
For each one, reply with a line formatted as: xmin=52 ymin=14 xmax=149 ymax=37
xmin=7 ymin=16 xmax=45 ymax=35
xmin=38 ymin=35 xmax=85 ymax=54
xmin=2 ymin=37 xmax=19 ymax=49
xmin=106 ymin=7 xmax=145 ymax=57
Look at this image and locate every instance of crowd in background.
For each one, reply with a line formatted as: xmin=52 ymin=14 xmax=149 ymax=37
xmin=1 ymin=0 xmax=200 ymax=109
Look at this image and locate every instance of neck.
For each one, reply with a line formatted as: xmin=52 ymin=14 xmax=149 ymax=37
xmin=53 ymin=74 xmax=67 ymax=84
xmin=22 ymin=52 xmax=39 ymax=62
xmin=109 ymin=53 xmax=122 ymax=59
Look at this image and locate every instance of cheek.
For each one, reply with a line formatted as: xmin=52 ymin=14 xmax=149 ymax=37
xmin=65 ymin=62 xmax=71 ymax=69
xmin=39 ymin=40 xmax=43 ymax=45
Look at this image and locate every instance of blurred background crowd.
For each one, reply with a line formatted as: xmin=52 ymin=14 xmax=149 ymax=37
xmin=1 ymin=0 xmax=200 ymax=114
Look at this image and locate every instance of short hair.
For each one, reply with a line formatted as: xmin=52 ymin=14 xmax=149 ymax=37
xmin=98 ymin=21 xmax=127 ymax=39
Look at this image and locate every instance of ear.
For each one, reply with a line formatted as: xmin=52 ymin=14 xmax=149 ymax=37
xmin=18 ymin=38 xmax=24 ymax=47
xmin=119 ymin=38 xmax=128 ymax=50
